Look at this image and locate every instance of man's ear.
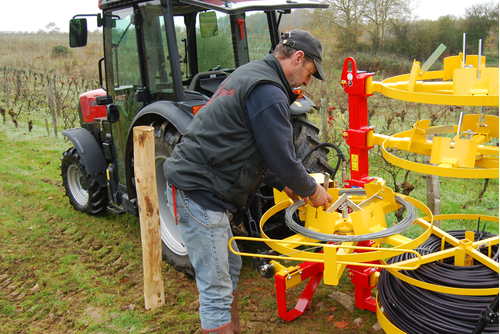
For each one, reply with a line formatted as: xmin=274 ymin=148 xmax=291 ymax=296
xmin=294 ymin=50 xmax=306 ymax=65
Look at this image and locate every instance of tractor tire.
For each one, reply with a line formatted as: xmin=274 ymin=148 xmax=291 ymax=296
xmin=60 ymin=147 xmax=108 ymax=215
xmin=153 ymin=121 xmax=196 ymax=279
xmin=292 ymin=114 xmax=335 ymax=175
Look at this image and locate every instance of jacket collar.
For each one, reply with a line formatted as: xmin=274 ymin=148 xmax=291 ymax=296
xmin=263 ymin=54 xmax=299 ymax=104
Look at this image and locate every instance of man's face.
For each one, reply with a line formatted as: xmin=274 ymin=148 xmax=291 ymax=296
xmin=288 ymin=55 xmax=317 ymax=89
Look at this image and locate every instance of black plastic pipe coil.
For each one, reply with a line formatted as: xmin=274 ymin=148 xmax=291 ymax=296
xmin=378 ymin=230 xmax=499 ymax=334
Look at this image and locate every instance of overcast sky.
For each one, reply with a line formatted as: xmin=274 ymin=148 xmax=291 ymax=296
xmin=0 ymin=0 xmax=497 ymax=33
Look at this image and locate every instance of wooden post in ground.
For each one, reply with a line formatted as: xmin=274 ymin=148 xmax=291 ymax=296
xmin=46 ymin=77 xmax=58 ymax=138
xmin=321 ymin=97 xmax=328 ymax=142
xmin=425 ymin=155 xmax=441 ymax=228
xmin=133 ymin=126 xmax=165 ymax=310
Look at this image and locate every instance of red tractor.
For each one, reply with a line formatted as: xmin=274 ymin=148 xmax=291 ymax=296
xmin=60 ymin=0 xmax=338 ymax=278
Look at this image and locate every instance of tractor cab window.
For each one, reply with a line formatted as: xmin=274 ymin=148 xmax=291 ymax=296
xmin=181 ymin=11 xmax=234 ymax=97
xmin=108 ymin=8 xmax=141 ymax=92
xmin=246 ymin=12 xmax=272 ymax=62
xmin=105 ymin=3 xmax=175 ymax=104
xmin=195 ymin=12 xmax=235 ymax=73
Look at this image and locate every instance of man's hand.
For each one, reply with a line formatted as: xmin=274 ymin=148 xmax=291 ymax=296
xmin=307 ymin=184 xmax=332 ymax=209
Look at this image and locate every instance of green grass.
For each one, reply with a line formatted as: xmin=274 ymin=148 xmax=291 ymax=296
xmin=0 ymin=116 xmax=498 ymax=333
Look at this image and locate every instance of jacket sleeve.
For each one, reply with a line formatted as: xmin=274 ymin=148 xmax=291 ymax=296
xmin=245 ymin=84 xmax=317 ymax=198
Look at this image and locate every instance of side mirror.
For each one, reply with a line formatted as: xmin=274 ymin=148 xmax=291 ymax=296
xmin=106 ymin=104 xmax=120 ymax=123
xmin=199 ymin=11 xmax=218 ymax=38
xmin=69 ymin=18 xmax=88 ymax=48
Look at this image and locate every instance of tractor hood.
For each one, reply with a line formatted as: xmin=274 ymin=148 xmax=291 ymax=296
xmin=178 ymin=0 xmax=328 ymax=14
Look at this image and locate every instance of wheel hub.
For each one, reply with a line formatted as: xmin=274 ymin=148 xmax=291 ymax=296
xmin=79 ymin=176 xmax=88 ymax=190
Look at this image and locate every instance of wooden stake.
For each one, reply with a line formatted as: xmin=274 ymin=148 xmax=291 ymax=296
xmin=425 ymin=155 xmax=441 ymax=228
xmin=45 ymin=119 xmax=50 ymax=135
xmin=321 ymin=97 xmax=328 ymax=142
xmin=47 ymin=77 xmax=58 ymax=138
xmin=133 ymin=126 xmax=165 ymax=310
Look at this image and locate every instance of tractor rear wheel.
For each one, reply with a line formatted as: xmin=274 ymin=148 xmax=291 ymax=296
xmin=153 ymin=121 xmax=196 ymax=279
xmin=60 ymin=147 xmax=108 ymax=215
xmin=292 ymin=114 xmax=335 ymax=175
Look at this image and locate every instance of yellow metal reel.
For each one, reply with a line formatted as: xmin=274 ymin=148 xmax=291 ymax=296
xmin=377 ymin=214 xmax=499 ymax=333
xmin=229 ymin=237 xmax=424 ymax=285
xmin=229 ymin=186 xmax=435 ymax=285
xmin=377 ymin=115 xmax=499 ymax=179
xmin=381 ymin=213 xmax=499 ymax=296
xmin=372 ymin=54 xmax=499 ymax=106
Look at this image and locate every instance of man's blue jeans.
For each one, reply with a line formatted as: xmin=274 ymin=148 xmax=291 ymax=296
xmin=166 ymin=182 xmax=242 ymax=329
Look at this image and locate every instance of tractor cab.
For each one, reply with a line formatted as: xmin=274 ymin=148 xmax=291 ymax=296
xmin=71 ymin=0 xmax=328 ymax=102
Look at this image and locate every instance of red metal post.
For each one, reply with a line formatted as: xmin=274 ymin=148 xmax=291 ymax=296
xmin=346 ymin=240 xmax=381 ymax=313
xmin=340 ymin=57 xmax=375 ymax=188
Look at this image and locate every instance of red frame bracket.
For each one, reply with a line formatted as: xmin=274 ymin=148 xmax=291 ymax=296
xmin=275 ymin=261 xmax=324 ymax=322
xmin=346 ymin=241 xmax=381 ymax=312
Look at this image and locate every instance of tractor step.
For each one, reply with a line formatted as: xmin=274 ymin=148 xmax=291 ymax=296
xmin=107 ymin=205 xmax=126 ymax=215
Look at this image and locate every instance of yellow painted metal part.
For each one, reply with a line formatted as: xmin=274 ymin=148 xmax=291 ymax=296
xmin=229 ymin=186 xmax=435 ymax=286
xmin=383 ymin=214 xmax=499 ymax=296
xmin=377 ymin=295 xmax=407 ymax=334
xmin=371 ymin=54 xmax=499 ymax=106
xmin=378 ymin=116 xmax=499 ymax=178
xmin=271 ymin=261 xmax=303 ymax=289
xmin=368 ymin=53 xmax=499 ymax=179
xmin=229 ymin=236 xmax=424 ymax=285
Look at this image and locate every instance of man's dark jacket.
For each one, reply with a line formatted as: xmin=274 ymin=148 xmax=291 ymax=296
xmin=164 ymin=55 xmax=298 ymax=210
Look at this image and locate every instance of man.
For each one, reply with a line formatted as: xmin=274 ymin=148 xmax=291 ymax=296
xmin=164 ymin=29 xmax=332 ymax=334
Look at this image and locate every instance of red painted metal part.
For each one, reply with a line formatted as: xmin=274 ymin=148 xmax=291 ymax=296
xmin=275 ymin=261 xmax=324 ymax=322
xmin=273 ymin=58 xmax=385 ymax=321
xmin=274 ymin=241 xmax=381 ymax=321
xmin=340 ymin=57 xmax=374 ymax=188
xmin=346 ymin=240 xmax=381 ymax=313
xmin=236 ymin=18 xmax=245 ymax=40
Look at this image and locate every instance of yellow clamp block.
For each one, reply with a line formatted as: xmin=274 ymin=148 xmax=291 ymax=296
xmin=370 ymin=271 xmax=380 ymax=287
xmin=406 ymin=60 xmax=421 ymax=92
xmin=430 ymin=137 xmax=478 ymax=168
xmin=451 ymin=231 xmax=476 ymax=267
xmin=272 ymin=260 xmax=303 ymax=290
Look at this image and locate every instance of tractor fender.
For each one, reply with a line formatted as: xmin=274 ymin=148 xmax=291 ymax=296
xmin=131 ymin=101 xmax=194 ymax=135
xmin=61 ymin=128 xmax=107 ymax=187
xmin=290 ymin=95 xmax=317 ymax=115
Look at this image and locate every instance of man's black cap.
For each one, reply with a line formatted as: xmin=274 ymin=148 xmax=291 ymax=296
xmin=280 ymin=29 xmax=325 ymax=81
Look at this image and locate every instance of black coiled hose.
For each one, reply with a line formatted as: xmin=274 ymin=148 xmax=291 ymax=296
xmin=300 ymin=142 xmax=345 ymax=180
xmin=378 ymin=230 xmax=499 ymax=334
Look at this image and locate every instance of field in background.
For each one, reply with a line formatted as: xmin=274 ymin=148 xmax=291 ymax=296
xmin=1 ymin=32 xmax=102 ymax=133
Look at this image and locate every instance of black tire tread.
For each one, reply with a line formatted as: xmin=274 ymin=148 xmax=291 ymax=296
xmin=292 ymin=116 xmax=335 ymax=175
xmin=60 ymin=147 xmax=108 ymax=216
